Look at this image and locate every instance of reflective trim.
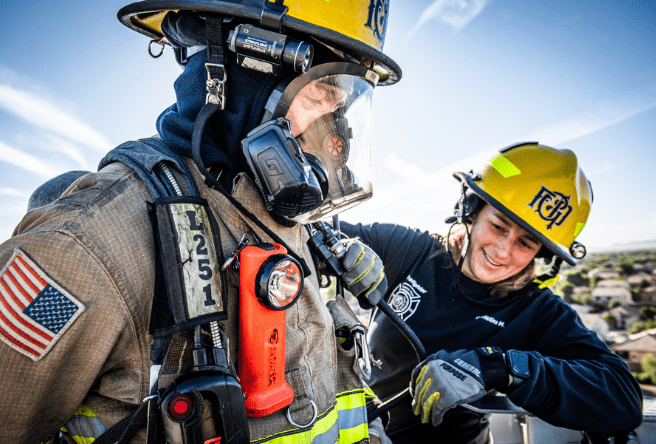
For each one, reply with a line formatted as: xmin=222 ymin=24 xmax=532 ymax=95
xmin=61 ymin=406 xmax=107 ymax=444
xmin=252 ymin=390 xmax=368 ymax=444
xmin=490 ymin=154 xmax=521 ymax=178
xmin=574 ymin=222 xmax=586 ymax=238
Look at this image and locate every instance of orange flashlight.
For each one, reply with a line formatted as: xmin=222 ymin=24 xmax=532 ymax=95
xmin=238 ymin=243 xmax=303 ymax=417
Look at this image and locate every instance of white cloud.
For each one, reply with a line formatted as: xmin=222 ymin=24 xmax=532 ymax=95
xmin=0 ymin=83 xmax=112 ymax=153
xmin=0 ymin=141 xmax=63 ymax=177
xmin=0 ymin=187 xmax=28 ymax=198
xmin=406 ymin=0 xmax=491 ymax=41
xmin=344 ymin=148 xmax=495 ymax=232
xmin=578 ymin=212 xmax=656 ymax=252
xmin=524 ymin=96 xmax=656 ymax=146
xmin=39 ymin=134 xmax=94 ymax=171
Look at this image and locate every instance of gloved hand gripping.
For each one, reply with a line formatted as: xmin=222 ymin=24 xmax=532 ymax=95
xmin=409 ymin=347 xmax=508 ymax=426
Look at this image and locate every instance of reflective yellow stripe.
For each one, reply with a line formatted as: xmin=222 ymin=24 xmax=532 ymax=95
xmin=490 ymin=154 xmax=522 ymax=178
xmin=574 ymin=222 xmax=586 ymax=238
xmin=533 ymin=274 xmax=560 ymax=289
xmin=253 ymin=390 xmax=368 ymax=444
xmin=336 ymin=390 xmax=364 ymax=411
xmin=72 ymin=406 xmax=98 ymax=417
xmin=61 ymin=405 xmax=106 ymax=444
xmin=337 ymin=422 xmax=368 ymax=444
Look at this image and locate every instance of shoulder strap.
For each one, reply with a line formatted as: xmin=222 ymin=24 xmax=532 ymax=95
xmin=95 ymin=137 xmax=206 ymax=444
xmin=99 ymin=137 xmax=201 ymax=199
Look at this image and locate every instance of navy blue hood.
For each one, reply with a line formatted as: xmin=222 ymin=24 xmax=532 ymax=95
xmin=156 ymin=48 xmax=282 ymax=189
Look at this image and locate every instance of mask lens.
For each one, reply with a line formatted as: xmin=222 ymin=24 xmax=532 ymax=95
xmin=284 ymin=73 xmax=374 ymax=224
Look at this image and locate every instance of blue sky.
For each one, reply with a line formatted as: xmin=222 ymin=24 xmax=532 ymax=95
xmin=0 ymin=0 xmax=655 ymax=253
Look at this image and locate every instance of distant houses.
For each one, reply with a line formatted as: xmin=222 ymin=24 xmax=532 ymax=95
xmin=602 ymin=305 xmax=641 ymax=330
xmin=588 ymin=268 xmax=621 ymax=281
xmin=591 ymin=286 xmax=633 ymax=306
xmin=556 ymin=253 xmax=656 ymax=374
xmin=611 ymin=328 xmax=656 ymax=372
xmin=577 ymin=313 xmax=610 ymax=342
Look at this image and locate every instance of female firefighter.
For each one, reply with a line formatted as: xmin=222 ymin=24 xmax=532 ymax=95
xmin=341 ymin=142 xmax=643 ymax=444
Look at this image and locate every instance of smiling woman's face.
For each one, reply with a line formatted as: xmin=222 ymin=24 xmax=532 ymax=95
xmin=461 ymin=204 xmax=542 ymax=284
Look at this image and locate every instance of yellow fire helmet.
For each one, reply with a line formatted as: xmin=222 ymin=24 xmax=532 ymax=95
xmin=454 ymin=142 xmax=593 ymax=266
xmin=117 ymin=0 xmax=401 ymax=85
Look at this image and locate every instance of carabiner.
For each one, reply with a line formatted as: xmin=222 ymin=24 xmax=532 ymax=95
xmin=148 ymin=39 xmax=166 ymax=58
xmin=354 ymin=331 xmax=372 ymax=380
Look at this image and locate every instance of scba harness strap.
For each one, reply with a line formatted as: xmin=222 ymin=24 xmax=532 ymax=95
xmin=93 ymin=137 xmax=242 ymax=444
xmin=100 ymin=137 xmax=229 ymax=336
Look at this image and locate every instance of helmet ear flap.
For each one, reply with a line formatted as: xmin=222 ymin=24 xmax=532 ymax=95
xmin=446 ymin=189 xmax=482 ymax=224
xmin=461 ymin=192 xmax=481 ymax=221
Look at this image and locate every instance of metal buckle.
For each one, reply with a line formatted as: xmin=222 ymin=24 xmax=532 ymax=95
xmin=286 ymin=400 xmax=317 ymax=429
xmin=205 ymin=63 xmax=227 ymax=109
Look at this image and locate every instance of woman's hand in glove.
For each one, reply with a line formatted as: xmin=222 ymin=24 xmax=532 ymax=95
xmin=409 ymin=347 xmax=509 ymax=426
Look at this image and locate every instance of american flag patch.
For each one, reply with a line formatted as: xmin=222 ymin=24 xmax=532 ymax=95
xmin=0 ymin=249 xmax=85 ymax=361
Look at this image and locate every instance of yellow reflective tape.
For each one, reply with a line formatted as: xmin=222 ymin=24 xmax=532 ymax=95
xmin=574 ymin=222 xmax=586 ymax=238
xmin=252 ymin=404 xmax=338 ymax=444
xmin=72 ymin=406 xmax=98 ymax=418
xmin=338 ymin=422 xmax=368 ymax=443
xmin=336 ymin=390 xmax=366 ymax=410
xmin=533 ymin=274 xmax=560 ymax=289
xmin=253 ymin=390 xmax=367 ymax=444
xmin=490 ymin=154 xmax=521 ymax=178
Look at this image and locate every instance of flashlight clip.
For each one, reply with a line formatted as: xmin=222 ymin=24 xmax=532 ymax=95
xmin=221 ymin=233 xmax=250 ymax=271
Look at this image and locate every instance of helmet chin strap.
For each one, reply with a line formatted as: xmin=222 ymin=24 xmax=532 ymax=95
xmin=446 ymin=220 xmax=471 ymax=296
xmin=446 ymin=179 xmax=474 ymax=294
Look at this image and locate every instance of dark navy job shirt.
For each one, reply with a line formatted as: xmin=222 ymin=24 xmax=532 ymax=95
xmin=340 ymin=222 xmax=642 ymax=436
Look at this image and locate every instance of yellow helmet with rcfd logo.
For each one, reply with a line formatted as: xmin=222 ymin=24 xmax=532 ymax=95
xmin=117 ymin=0 xmax=401 ymax=85
xmin=454 ymin=142 xmax=593 ymax=266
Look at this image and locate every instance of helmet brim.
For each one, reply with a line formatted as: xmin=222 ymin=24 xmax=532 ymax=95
xmin=454 ymin=171 xmax=577 ymax=266
xmin=117 ymin=1 xmax=401 ymax=85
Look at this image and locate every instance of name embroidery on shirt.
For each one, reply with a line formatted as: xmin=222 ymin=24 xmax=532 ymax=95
xmin=389 ymin=275 xmax=426 ymax=321
xmin=475 ymin=314 xmax=505 ymax=328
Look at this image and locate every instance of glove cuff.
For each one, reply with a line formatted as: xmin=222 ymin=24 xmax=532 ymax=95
xmin=475 ymin=346 xmax=509 ymax=391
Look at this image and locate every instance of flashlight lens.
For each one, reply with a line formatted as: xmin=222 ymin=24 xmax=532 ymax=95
xmin=571 ymin=242 xmax=587 ymax=259
xmin=267 ymin=259 xmax=302 ymax=308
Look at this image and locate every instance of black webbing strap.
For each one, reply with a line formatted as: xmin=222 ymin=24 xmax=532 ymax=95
xmin=93 ymin=402 xmax=148 ymax=444
xmin=205 ymin=15 xmax=227 ymax=109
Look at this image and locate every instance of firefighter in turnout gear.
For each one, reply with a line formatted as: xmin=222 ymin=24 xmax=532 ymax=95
xmin=0 ymin=1 xmax=396 ymax=443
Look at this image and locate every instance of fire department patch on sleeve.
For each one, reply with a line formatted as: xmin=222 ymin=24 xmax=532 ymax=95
xmin=0 ymin=249 xmax=85 ymax=361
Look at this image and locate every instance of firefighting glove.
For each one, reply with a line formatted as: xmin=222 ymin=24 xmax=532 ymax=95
xmin=409 ymin=347 xmax=508 ymax=426
xmin=339 ymin=239 xmax=388 ymax=310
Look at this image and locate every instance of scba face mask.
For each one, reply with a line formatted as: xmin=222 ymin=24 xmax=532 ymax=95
xmin=244 ymin=62 xmax=377 ymax=224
